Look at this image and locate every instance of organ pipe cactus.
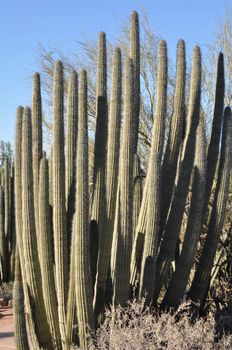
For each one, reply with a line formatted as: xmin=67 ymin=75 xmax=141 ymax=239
xmin=0 ymin=185 xmax=7 ymax=282
xmin=21 ymin=107 xmax=52 ymax=348
xmin=201 ymin=52 xmax=224 ymax=221
xmin=74 ymin=69 xmax=94 ymax=348
xmin=160 ymin=39 xmax=186 ymax=233
xmin=91 ymin=32 xmax=108 ymax=237
xmin=139 ymin=40 xmax=167 ymax=304
xmin=53 ymin=60 xmax=68 ymax=343
xmin=189 ymin=106 xmax=232 ymax=306
xmin=32 ymin=72 xmax=43 ymax=240
xmin=94 ymin=47 xmax=122 ymax=319
xmin=10 ymin=11 xmax=232 ymax=350
xmin=66 ymin=70 xmax=78 ymax=245
xmin=161 ymin=113 xmax=207 ymax=310
xmin=13 ymin=250 xmax=30 ymax=350
xmin=130 ymin=10 xmax=140 ymax=152
xmin=154 ymin=46 xmax=202 ymax=302
xmin=38 ymin=153 xmax=61 ymax=349
xmin=113 ymin=58 xmax=135 ymax=306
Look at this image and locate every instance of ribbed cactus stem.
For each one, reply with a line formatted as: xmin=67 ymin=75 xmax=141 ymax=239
xmin=0 ymin=185 xmax=7 ymax=282
xmin=53 ymin=60 xmax=68 ymax=342
xmin=66 ymin=70 xmax=78 ymax=245
xmin=94 ymin=47 xmax=122 ymax=319
xmin=189 ymin=107 xmax=232 ymax=305
xmin=32 ymin=72 xmax=43 ymax=241
xmin=74 ymin=69 xmax=94 ymax=348
xmin=113 ymin=58 xmax=134 ymax=306
xmin=91 ymin=31 xmax=108 ymax=244
xmin=139 ymin=40 xmax=167 ymax=304
xmin=49 ymin=146 xmax=53 ymax=207
xmin=160 ymin=39 xmax=186 ymax=233
xmin=21 ymin=107 xmax=52 ymax=348
xmin=161 ymin=113 xmax=207 ymax=310
xmin=202 ymin=52 xmax=225 ymax=221
xmin=154 ymin=46 xmax=202 ymax=302
xmin=14 ymin=106 xmax=41 ymax=349
xmin=132 ymin=155 xmax=142 ymax=244
xmin=38 ymin=153 xmax=61 ymax=349
xmin=130 ymin=10 xmax=140 ymax=152
xmin=4 ymin=158 xmax=10 ymax=281
xmin=13 ymin=250 xmax=30 ymax=350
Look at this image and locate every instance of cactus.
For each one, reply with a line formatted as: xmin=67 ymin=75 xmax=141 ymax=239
xmin=154 ymin=46 xmax=202 ymax=302
xmin=21 ymin=107 xmax=52 ymax=348
xmin=0 ymin=185 xmax=7 ymax=282
xmin=52 ymin=60 xmax=68 ymax=342
xmin=94 ymin=47 xmax=122 ymax=319
xmin=130 ymin=10 xmax=140 ymax=152
xmin=74 ymin=69 xmax=94 ymax=348
xmin=66 ymin=70 xmax=78 ymax=246
xmin=132 ymin=155 xmax=143 ymax=244
xmin=161 ymin=112 xmax=207 ymax=310
xmin=3 ymin=158 xmax=10 ymax=281
xmin=32 ymin=72 xmax=43 ymax=241
xmin=113 ymin=58 xmax=135 ymax=306
xmin=189 ymin=107 xmax=232 ymax=306
xmin=160 ymin=39 xmax=186 ymax=233
xmin=13 ymin=250 xmax=30 ymax=350
xmin=201 ymin=52 xmax=225 ymax=222
xmin=139 ymin=40 xmax=167 ymax=304
xmin=38 ymin=152 xmax=61 ymax=349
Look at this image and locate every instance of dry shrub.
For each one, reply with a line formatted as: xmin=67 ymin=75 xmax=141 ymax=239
xmin=92 ymin=299 xmax=232 ymax=349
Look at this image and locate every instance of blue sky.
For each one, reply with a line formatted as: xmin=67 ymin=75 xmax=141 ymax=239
xmin=1 ymin=0 xmax=227 ymax=144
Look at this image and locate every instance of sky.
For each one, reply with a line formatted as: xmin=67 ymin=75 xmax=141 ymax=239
xmin=0 ymin=0 xmax=228 ymax=144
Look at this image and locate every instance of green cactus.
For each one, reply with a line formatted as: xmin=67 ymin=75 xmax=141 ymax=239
xmin=94 ymin=47 xmax=122 ymax=319
xmin=66 ymin=70 xmax=78 ymax=246
xmin=189 ymin=106 xmax=232 ymax=306
xmin=130 ymin=10 xmax=140 ymax=152
xmin=161 ymin=112 xmax=207 ymax=310
xmin=201 ymin=52 xmax=225 ymax=222
xmin=13 ymin=250 xmax=30 ymax=350
xmin=113 ymin=57 xmax=135 ymax=306
xmin=139 ymin=40 xmax=167 ymax=304
xmin=52 ymin=60 xmax=68 ymax=342
xmin=160 ymin=39 xmax=186 ymax=233
xmin=74 ymin=69 xmax=94 ymax=348
xmin=21 ymin=107 xmax=52 ymax=348
xmin=4 ymin=158 xmax=10 ymax=281
xmin=154 ymin=46 xmax=202 ymax=302
xmin=0 ymin=185 xmax=7 ymax=282
xmin=132 ymin=155 xmax=143 ymax=244
xmin=91 ymin=33 xmax=108 ymax=278
xmin=38 ymin=152 xmax=61 ymax=349
xmin=32 ymin=72 xmax=43 ymax=241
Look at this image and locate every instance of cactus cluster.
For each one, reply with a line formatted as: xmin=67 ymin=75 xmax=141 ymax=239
xmin=0 ymin=10 xmax=231 ymax=350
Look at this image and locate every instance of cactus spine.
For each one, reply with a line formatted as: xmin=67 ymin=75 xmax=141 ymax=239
xmin=74 ymin=69 xmax=94 ymax=348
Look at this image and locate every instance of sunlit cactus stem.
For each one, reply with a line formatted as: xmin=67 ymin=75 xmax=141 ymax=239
xmin=74 ymin=69 xmax=94 ymax=348
xmin=52 ymin=60 xmax=68 ymax=342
